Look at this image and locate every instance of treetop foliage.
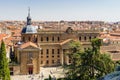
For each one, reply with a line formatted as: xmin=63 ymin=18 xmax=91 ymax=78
xmin=65 ymin=38 xmax=115 ymax=80
xmin=0 ymin=41 xmax=11 ymax=80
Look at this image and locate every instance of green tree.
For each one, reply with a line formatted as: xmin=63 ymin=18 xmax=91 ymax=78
xmin=49 ymin=75 xmax=52 ymax=80
xmin=0 ymin=41 xmax=10 ymax=80
xmin=80 ymin=38 xmax=115 ymax=79
xmin=65 ymin=38 xmax=115 ymax=80
xmin=80 ymin=38 xmax=103 ymax=79
xmin=65 ymin=41 xmax=83 ymax=80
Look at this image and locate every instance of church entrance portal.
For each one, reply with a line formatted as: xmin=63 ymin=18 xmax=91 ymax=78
xmin=28 ymin=66 xmax=33 ymax=74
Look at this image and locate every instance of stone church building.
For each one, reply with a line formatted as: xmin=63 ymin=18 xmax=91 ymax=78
xmin=11 ymin=9 xmax=100 ymax=75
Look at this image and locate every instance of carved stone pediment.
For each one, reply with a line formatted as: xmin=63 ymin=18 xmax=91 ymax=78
xmin=19 ymin=42 xmax=40 ymax=50
xmin=24 ymin=46 xmax=38 ymax=49
xmin=66 ymin=27 xmax=73 ymax=34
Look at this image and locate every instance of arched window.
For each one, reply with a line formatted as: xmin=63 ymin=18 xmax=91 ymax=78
xmin=89 ymin=36 xmax=91 ymax=41
xmin=79 ymin=36 xmax=81 ymax=41
xmin=84 ymin=36 xmax=86 ymax=41
xmin=58 ymin=37 xmax=60 ymax=41
xmin=52 ymin=37 xmax=54 ymax=41
xmin=46 ymin=37 xmax=49 ymax=41
xmin=94 ymin=36 xmax=96 ymax=39
xmin=41 ymin=37 xmax=43 ymax=42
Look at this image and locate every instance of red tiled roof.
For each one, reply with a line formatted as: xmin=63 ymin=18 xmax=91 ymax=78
xmin=0 ymin=34 xmax=8 ymax=41
xmin=12 ymin=37 xmax=21 ymax=41
xmin=13 ymin=33 xmax=21 ymax=37
xmin=60 ymin=39 xmax=74 ymax=45
xmin=3 ymin=37 xmax=12 ymax=46
xmin=20 ymin=42 xmax=38 ymax=49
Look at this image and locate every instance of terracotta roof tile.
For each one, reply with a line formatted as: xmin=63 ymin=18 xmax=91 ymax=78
xmin=60 ymin=39 xmax=74 ymax=45
xmin=20 ymin=42 xmax=38 ymax=49
xmin=0 ymin=34 xmax=8 ymax=41
xmin=13 ymin=33 xmax=21 ymax=37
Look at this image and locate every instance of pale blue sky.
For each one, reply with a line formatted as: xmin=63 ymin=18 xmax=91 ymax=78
xmin=0 ymin=0 xmax=120 ymax=22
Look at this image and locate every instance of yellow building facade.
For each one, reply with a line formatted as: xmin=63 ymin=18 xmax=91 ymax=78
xmin=14 ymin=11 xmax=100 ymax=75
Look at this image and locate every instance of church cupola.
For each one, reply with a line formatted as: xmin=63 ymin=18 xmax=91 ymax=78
xmin=21 ymin=7 xmax=38 ymax=34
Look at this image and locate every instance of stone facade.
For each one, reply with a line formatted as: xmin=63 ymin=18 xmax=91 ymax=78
xmin=14 ymin=27 xmax=99 ymax=75
xmin=15 ymin=27 xmax=99 ymax=74
xmin=14 ymin=42 xmax=41 ymax=75
xmin=13 ymin=10 xmax=100 ymax=75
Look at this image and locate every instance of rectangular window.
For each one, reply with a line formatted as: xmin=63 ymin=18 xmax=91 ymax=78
xmin=46 ymin=37 xmax=49 ymax=41
xmin=57 ymin=59 xmax=60 ymax=64
xmin=41 ymin=37 xmax=43 ymax=41
xmin=46 ymin=60 xmax=49 ymax=64
xmin=57 ymin=55 xmax=60 ymax=58
xmin=46 ymin=49 xmax=49 ymax=54
xmin=84 ymin=36 xmax=86 ymax=41
xmin=41 ymin=61 xmax=43 ymax=64
xmin=52 ymin=60 xmax=54 ymax=64
xmin=57 ymin=49 xmax=60 ymax=54
xmin=52 ymin=49 xmax=54 ymax=54
xmin=89 ymin=36 xmax=91 ymax=41
xmin=79 ymin=36 xmax=81 ymax=41
xmin=41 ymin=49 xmax=43 ymax=55
xmin=52 ymin=37 xmax=54 ymax=41
xmin=58 ymin=37 xmax=60 ymax=41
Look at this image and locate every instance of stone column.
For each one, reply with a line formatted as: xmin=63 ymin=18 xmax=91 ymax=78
xmin=61 ymin=49 xmax=64 ymax=65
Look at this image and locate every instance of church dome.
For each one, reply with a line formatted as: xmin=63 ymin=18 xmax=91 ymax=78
xmin=21 ymin=8 xmax=38 ymax=34
xmin=22 ymin=25 xmax=38 ymax=34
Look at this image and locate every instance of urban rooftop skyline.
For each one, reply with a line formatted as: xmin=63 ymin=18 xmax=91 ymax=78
xmin=1 ymin=0 xmax=120 ymax=22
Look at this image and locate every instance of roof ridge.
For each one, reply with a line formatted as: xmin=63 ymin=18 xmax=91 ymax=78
xmin=20 ymin=41 xmax=38 ymax=49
